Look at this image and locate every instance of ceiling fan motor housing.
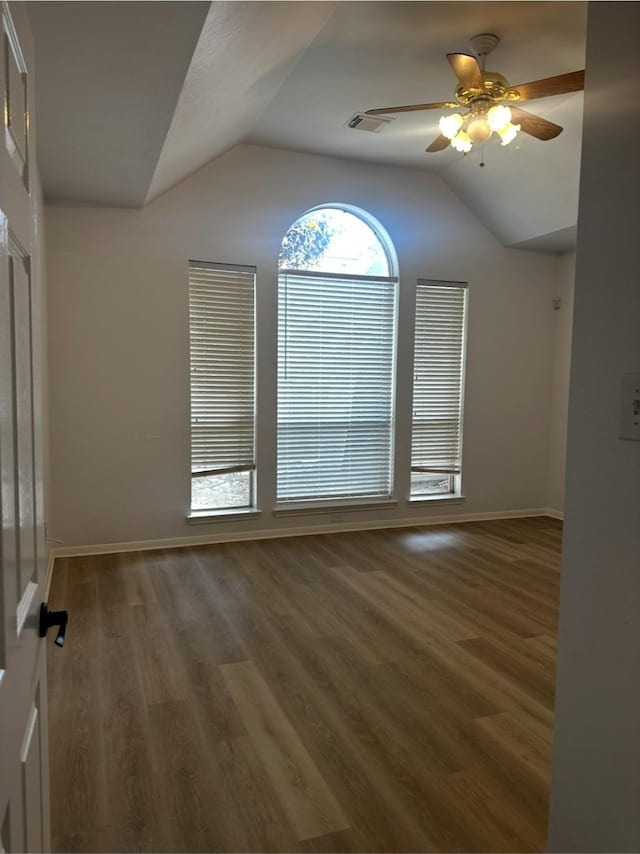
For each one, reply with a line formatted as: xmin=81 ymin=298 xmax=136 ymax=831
xmin=468 ymin=33 xmax=500 ymax=60
xmin=455 ymin=72 xmax=520 ymax=106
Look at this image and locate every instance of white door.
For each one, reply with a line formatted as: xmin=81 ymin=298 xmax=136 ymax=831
xmin=0 ymin=3 xmax=52 ymax=851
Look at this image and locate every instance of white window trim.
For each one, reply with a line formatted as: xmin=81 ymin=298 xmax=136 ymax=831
xmin=273 ymin=497 xmax=398 ymax=517
xmin=410 ymin=279 xmax=468 ymax=501
xmin=408 ymin=494 xmax=466 ymax=505
xmin=187 ymin=508 xmax=262 ymax=525
xmin=276 ymin=267 xmax=398 ymax=505
xmin=188 ymin=260 xmax=257 ymax=515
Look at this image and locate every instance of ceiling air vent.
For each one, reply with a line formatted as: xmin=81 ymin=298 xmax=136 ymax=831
xmin=347 ymin=113 xmax=391 ymax=133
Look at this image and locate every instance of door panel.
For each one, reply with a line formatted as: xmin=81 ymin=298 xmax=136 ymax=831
xmin=0 ymin=214 xmax=47 ymax=854
xmin=0 ymin=3 xmax=50 ymax=852
xmin=3 ymin=6 xmax=28 ymax=185
xmin=0 ymin=225 xmax=17 ymax=666
xmin=12 ymin=249 xmax=36 ymax=602
xmin=20 ymin=704 xmax=43 ymax=854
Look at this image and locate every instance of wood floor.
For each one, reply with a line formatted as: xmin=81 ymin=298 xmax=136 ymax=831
xmin=47 ymin=517 xmax=562 ymax=853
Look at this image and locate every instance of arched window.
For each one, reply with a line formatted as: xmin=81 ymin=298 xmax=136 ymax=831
xmin=277 ymin=206 xmax=398 ymax=504
xmin=278 ymin=206 xmax=393 ymax=276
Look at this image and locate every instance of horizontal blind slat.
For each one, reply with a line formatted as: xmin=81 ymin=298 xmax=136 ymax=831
xmin=277 ymin=271 xmax=396 ymax=501
xmin=189 ymin=263 xmax=256 ymax=474
xmin=411 ymin=281 xmax=466 ymax=475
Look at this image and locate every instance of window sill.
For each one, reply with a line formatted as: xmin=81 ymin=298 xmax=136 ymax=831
xmin=273 ymin=498 xmax=398 ymax=518
xmin=187 ymin=508 xmax=261 ymax=525
xmin=408 ymin=494 xmax=466 ymax=505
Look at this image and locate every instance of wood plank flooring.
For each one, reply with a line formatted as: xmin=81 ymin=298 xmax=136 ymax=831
xmin=47 ymin=517 xmax=562 ymax=853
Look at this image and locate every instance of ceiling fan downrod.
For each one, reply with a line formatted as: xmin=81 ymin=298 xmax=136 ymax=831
xmin=468 ymin=33 xmax=500 ymax=72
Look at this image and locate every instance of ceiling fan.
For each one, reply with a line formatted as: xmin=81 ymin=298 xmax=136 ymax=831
xmin=366 ymin=34 xmax=585 ymax=155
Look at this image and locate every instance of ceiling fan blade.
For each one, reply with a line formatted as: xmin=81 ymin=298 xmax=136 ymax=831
xmin=510 ymin=106 xmax=563 ymax=140
xmin=512 ymin=70 xmax=585 ymax=102
xmin=447 ymin=53 xmax=483 ymax=90
xmin=426 ymin=134 xmax=451 ymax=153
xmin=366 ymin=101 xmax=450 ymax=116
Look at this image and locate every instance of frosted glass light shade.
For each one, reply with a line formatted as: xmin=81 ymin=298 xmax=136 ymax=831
xmin=466 ymin=116 xmax=492 ymax=142
xmin=497 ymin=122 xmax=520 ymax=145
xmin=487 ymin=104 xmax=512 ymax=131
xmin=439 ymin=113 xmax=464 ymax=139
xmin=451 ymin=130 xmax=472 ymax=153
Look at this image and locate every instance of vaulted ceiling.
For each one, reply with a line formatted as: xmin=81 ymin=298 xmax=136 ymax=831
xmin=28 ymin=1 xmax=587 ymax=252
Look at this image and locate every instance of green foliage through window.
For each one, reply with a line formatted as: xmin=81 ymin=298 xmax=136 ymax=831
xmin=279 ymin=215 xmax=334 ymax=270
xmin=278 ymin=208 xmax=390 ymax=276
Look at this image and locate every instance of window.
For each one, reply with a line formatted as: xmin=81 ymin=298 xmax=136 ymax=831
xmin=411 ymin=279 xmax=467 ymax=498
xmin=188 ymin=261 xmax=256 ymax=512
xmin=277 ymin=207 xmax=397 ymax=503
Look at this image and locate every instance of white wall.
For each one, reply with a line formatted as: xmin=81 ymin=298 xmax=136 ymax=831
xmin=46 ymin=143 xmax=559 ymax=548
xmin=548 ymin=2 xmax=640 ymax=850
xmin=547 ymin=252 xmax=575 ymax=514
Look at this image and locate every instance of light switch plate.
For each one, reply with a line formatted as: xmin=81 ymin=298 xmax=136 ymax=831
xmin=620 ymin=373 xmax=640 ymax=441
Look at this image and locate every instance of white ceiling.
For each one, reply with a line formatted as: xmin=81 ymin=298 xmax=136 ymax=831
xmin=146 ymin=1 xmax=337 ymax=202
xmin=29 ymin=1 xmax=587 ymax=251
xmin=28 ymin=2 xmax=209 ymax=207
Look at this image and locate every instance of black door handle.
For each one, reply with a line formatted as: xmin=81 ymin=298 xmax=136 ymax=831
xmin=39 ymin=603 xmax=69 ymax=647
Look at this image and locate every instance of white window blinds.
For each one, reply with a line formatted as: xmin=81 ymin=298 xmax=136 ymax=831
xmin=411 ymin=279 xmax=467 ymax=477
xmin=277 ymin=270 xmax=397 ymax=502
xmin=189 ymin=261 xmax=256 ymax=477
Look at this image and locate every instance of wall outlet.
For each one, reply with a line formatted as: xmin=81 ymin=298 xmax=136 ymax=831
xmin=620 ymin=373 xmax=640 ymax=441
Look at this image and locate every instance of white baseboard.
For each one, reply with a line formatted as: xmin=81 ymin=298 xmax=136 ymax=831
xmin=544 ymin=507 xmax=565 ymax=520
xmin=50 ymin=507 xmax=559 ymax=559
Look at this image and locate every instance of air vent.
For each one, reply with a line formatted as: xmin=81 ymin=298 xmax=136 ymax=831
xmin=347 ymin=113 xmax=391 ymax=133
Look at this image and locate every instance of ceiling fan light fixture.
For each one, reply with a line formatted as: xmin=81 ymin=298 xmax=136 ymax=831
xmin=466 ymin=115 xmax=492 ymax=142
xmin=497 ymin=121 xmax=520 ymax=146
xmin=451 ymin=130 xmax=472 ymax=153
xmin=366 ymin=37 xmax=584 ymax=159
xmin=439 ymin=113 xmax=464 ymax=139
xmin=487 ymin=104 xmax=512 ymax=132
